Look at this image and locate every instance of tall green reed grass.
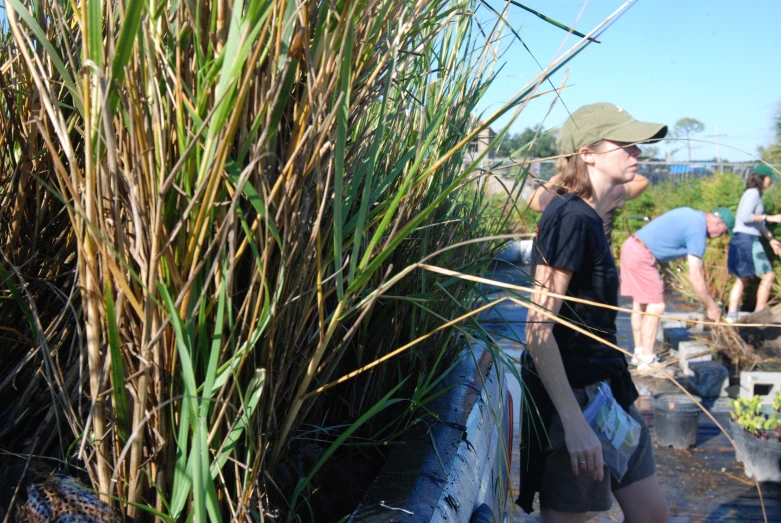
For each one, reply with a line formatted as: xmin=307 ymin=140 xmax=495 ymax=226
xmin=0 ymin=0 xmax=607 ymax=518
xmin=0 ymin=0 xmax=500 ymax=519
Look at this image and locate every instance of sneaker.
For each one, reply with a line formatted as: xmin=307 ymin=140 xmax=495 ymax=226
xmin=636 ymin=352 xmax=658 ymax=372
xmin=630 ymin=347 xmax=645 ymax=366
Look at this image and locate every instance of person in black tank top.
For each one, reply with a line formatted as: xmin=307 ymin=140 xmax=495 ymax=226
xmin=517 ymin=103 xmax=670 ymax=521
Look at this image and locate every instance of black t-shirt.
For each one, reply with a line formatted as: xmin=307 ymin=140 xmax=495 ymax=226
xmin=518 ymin=193 xmax=636 ymax=514
xmin=530 ymin=193 xmax=627 ymax=389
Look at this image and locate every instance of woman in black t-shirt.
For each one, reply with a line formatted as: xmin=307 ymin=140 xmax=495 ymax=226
xmin=517 ymin=103 xmax=670 ymax=522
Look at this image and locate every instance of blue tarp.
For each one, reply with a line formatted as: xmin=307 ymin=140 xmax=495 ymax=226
xmin=669 ymin=164 xmax=714 ymax=175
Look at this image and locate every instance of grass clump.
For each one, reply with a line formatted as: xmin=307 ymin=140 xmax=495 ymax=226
xmin=0 ymin=0 xmax=526 ymax=519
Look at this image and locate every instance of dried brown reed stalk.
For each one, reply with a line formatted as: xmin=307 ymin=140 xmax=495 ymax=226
xmin=709 ymin=324 xmax=758 ymax=372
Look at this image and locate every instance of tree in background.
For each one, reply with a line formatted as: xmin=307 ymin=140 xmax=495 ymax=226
xmin=498 ymin=126 xmax=558 ymax=158
xmin=674 ymin=117 xmax=705 ymax=162
xmin=758 ymin=105 xmax=781 ymax=164
xmin=640 ymin=145 xmax=661 ymax=160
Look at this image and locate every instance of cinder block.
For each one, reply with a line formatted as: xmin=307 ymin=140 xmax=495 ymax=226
xmin=656 ymin=312 xmax=705 ymax=341
xmin=678 ymin=341 xmax=712 ymax=377
xmin=740 ymin=371 xmax=781 ymax=404
xmin=663 ymin=327 xmax=692 ymax=351
xmin=664 ymin=311 xmax=705 ymax=332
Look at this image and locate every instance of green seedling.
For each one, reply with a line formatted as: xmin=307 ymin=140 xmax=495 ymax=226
xmin=731 ymin=392 xmax=781 ymax=441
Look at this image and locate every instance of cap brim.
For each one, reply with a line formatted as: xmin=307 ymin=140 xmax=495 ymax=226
xmin=752 ymin=163 xmax=780 ymax=181
xmin=604 ymin=122 xmax=668 ymax=145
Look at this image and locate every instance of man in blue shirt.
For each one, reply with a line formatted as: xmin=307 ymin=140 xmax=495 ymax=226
xmin=619 ymin=207 xmax=735 ymax=369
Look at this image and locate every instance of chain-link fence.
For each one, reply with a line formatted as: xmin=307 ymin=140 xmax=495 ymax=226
xmin=466 ymin=157 xmax=780 ymax=185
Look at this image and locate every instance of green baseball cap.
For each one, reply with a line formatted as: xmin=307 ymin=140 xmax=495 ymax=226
xmin=753 ymin=163 xmax=780 ymax=182
xmin=556 ymin=103 xmax=668 ymax=155
xmin=712 ymin=206 xmax=735 ymax=235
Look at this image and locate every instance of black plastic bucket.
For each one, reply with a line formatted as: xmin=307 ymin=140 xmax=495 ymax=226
xmin=653 ymin=393 xmax=702 ymax=449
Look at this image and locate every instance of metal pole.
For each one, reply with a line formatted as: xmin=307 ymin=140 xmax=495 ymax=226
xmin=716 ymin=124 xmax=723 ymax=174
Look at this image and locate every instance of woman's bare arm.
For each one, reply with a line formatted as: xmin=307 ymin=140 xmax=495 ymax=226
xmin=527 ymin=264 xmax=604 ymax=480
xmin=526 ymin=174 xmax=565 ymax=212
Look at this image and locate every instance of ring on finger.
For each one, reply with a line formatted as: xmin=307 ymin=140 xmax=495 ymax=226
xmin=579 ymin=459 xmax=587 ymax=466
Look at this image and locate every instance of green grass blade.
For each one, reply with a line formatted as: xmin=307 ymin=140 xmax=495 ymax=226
xmin=507 ymin=0 xmax=600 ymax=43
xmin=199 ymin=275 xmax=225 ymax=419
xmin=332 ymin=21 xmax=354 ymax=301
xmin=104 ymin=282 xmax=130 ymax=443
xmin=157 ymin=283 xmax=198 ymax=421
xmin=275 ymin=0 xmax=298 ymax=72
xmin=208 ymin=0 xmax=267 ymax=142
xmin=211 ymin=369 xmax=265 ymax=477
xmin=110 ymin=0 xmax=146 ymax=106
xmin=347 ymin=38 xmax=395 ymax=284
xmin=226 ymin=160 xmax=281 ymax=247
xmin=356 ymin=106 xmax=450 ymax=274
xmin=190 ymin=435 xmax=207 ymax=523
xmin=198 ymin=416 xmax=222 ymax=523
xmin=266 ymin=61 xmax=299 ymax=146
xmin=4 ymin=0 xmax=84 ymax=114
xmin=170 ymin=402 xmax=193 ymax=519
xmin=87 ymin=0 xmax=103 ymax=68
xmin=290 ymin=380 xmax=407 ymax=511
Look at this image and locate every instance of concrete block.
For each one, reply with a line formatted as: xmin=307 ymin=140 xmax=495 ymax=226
xmin=678 ymin=341 xmax=712 ymax=377
xmin=739 ymin=371 xmax=781 ymax=404
xmin=688 ymin=361 xmax=729 ymax=398
xmin=663 ymin=311 xmax=705 ymax=332
xmin=663 ymin=327 xmax=692 ymax=351
xmin=656 ymin=312 xmax=705 ymax=341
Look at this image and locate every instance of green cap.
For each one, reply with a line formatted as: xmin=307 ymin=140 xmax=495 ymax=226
xmin=712 ymin=207 xmax=735 ymax=235
xmin=556 ymin=103 xmax=668 ymax=155
xmin=753 ymin=163 xmax=780 ymax=182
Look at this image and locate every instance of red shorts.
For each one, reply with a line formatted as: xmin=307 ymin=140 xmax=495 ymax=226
xmin=620 ymin=236 xmax=664 ymax=304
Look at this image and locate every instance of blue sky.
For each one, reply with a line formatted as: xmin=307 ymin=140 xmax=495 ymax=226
xmin=478 ymin=0 xmax=781 ymax=162
xmin=0 ymin=1 xmax=775 ymax=161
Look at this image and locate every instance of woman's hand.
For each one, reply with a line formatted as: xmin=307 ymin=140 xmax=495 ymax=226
xmin=770 ymin=238 xmax=781 ymax=256
xmin=564 ymin=415 xmax=604 ymax=481
xmin=765 ymin=214 xmax=781 ymax=224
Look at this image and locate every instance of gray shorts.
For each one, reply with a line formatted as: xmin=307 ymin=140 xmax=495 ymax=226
xmin=539 ymin=386 xmax=656 ymax=513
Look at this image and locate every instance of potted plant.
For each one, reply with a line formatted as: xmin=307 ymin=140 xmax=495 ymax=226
xmin=729 ymin=392 xmax=781 ymax=482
